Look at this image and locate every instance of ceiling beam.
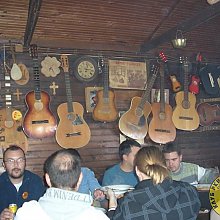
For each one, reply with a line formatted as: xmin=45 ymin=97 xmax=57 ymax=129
xmin=24 ymin=0 xmax=42 ymax=47
xmin=140 ymin=2 xmax=220 ymax=52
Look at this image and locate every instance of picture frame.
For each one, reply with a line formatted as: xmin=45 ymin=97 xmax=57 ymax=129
xmin=151 ymin=88 xmax=169 ymax=104
xmin=85 ymin=87 xmax=103 ymax=113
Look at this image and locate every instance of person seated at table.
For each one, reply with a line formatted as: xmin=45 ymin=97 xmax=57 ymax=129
xmin=0 ymin=145 xmax=45 ymax=220
xmin=66 ymin=149 xmax=104 ymax=200
xmin=15 ymin=149 xmax=109 ymax=220
xmin=162 ymin=142 xmax=219 ymax=185
xmin=102 ymin=139 xmax=141 ymax=187
xmin=106 ymin=146 xmax=201 ymax=220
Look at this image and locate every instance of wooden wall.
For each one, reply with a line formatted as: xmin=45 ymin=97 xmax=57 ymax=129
xmin=0 ymin=50 xmax=219 ymax=181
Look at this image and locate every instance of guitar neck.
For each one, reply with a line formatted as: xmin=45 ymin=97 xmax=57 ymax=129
xmin=103 ymin=61 xmax=109 ymax=99
xmin=64 ymin=73 xmax=74 ymax=113
xmin=33 ymin=58 xmax=42 ymax=100
xmin=159 ymin=65 xmax=165 ymax=113
xmin=200 ymin=97 xmax=220 ymax=103
xmin=183 ymin=60 xmax=189 ymax=102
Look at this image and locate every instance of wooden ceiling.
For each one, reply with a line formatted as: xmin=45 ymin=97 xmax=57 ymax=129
xmin=0 ymin=0 xmax=220 ymax=59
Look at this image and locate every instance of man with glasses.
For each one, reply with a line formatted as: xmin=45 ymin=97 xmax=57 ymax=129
xmin=0 ymin=145 xmax=45 ymax=220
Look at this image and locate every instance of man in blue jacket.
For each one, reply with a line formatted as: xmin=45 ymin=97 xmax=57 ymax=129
xmin=0 ymin=145 xmax=45 ymax=220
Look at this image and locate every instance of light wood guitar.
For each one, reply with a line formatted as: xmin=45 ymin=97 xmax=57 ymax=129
xmin=119 ymin=63 xmax=159 ymax=140
xmin=0 ymin=69 xmax=28 ymax=151
xmin=172 ymin=57 xmax=200 ymax=131
xmin=92 ymin=58 xmax=118 ymax=122
xmin=55 ymin=55 xmax=91 ymax=148
xmin=149 ymin=63 xmax=176 ymax=144
xmin=23 ymin=45 xmax=57 ymax=139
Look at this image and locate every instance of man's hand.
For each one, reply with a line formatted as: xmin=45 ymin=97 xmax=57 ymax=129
xmin=93 ymin=189 xmax=105 ymax=200
xmin=0 ymin=208 xmax=14 ymax=220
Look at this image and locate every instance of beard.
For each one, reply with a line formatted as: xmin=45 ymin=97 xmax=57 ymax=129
xmin=9 ymin=168 xmax=25 ymax=179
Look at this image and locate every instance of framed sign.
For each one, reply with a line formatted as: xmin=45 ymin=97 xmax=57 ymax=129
xmin=108 ymin=60 xmax=147 ymax=90
xmin=85 ymin=87 xmax=103 ymax=113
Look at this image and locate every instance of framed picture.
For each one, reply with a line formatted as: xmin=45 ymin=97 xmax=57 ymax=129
xmin=151 ymin=89 xmax=169 ymax=104
xmin=85 ymin=87 xmax=103 ymax=113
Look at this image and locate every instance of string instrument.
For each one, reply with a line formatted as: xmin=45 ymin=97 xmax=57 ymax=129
xmin=92 ymin=58 xmax=118 ymax=122
xmin=197 ymin=102 xmax=220 ymax=126
xmin=149 ymin=63 xmax=176 ymax=144
xmin=159 ymin=52 xmax=181 ymax=93
xmin=55 ymin=55 xmax=91 ymax=148
xmin=119 ymin=63 xmax=159 ymax=140
xmin=0 ymin=62 xmax=28 ymax=151
xmin=23 ymin=44 xmax=57 ymax=139
xmin=172 ymin=57 xmax=200 ymax=131
xmin=189 ymin=53 xmax=202 ymax=94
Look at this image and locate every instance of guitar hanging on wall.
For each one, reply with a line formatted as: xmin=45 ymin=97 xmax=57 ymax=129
xmin=148 ymin=62 xmax=176 ymax=144
xmin=23 ymin=44 xmax=57 ymax=139
xmin=55 ymin=55 xmax=91 ymax=148
xmin=92 ymin=58 xmax=118 ymax=122
xmin=172 ymin=57 xmax=200 ymax=131
xmin=119 ymin=63 xmax=159 ymax=140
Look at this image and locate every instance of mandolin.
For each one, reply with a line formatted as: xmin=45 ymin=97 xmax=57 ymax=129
xmin=23 ymin=44 xmax=57 ymax=139
xmin=55 ymin=55 xmax=91 ymax=148
xmin=0 ymin=64 xmax=28 ymax=151
xmin=149 ymin=63 xmax=176 ymax=144
xmin=197 ymin=102 xmax=220 ymax=126
xmin=92 ymin=58 xmax=118 ymax=122
xmin=119 ymin=63 xmax=159 ymax=140
xmin=172 ymin=57 xmax=200 ymax=131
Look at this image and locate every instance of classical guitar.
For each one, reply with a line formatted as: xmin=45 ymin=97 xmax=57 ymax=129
xmin=119 ymin=63 xmax=159 ymax=140
xmin=159 ymin=52 xmax=181 ymax=93
xmin=197 ymin=102 xmax=220 ymax=126
xmin=23 ymin=44 xmax=57 ymax=139
xmin=149 ymin=62 xmax=176 ymax=144
xmin=189 ymin=53 xmax=202 ymax=94
xmin=0 ymin=65 xmax=28 ymax=151
xmin=172 ymin=57 xmax=200 ymax=131
xmin=92 ymin=58 xmax=118 ymax=122
xmin=55 ymin=55 xmax=91 ymax=148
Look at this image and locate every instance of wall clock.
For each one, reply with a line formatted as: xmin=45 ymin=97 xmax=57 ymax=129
xmin=73 ymin=56 xmax=99 ymax=82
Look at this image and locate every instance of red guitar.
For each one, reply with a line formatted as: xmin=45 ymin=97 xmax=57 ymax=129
xmin=189 ymin=53 xmax=201 ymax=94
xmin=197 ymin=102 xmax=220 ymax=126
xmin=23 ymin=45 xmax=57 ymax=139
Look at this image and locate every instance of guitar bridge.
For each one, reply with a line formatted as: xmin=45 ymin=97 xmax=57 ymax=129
xmin=154 ymin=129 xmax=171 ymax=133
xmin=179 ymin=116 xmax=193 ymax=120
xmin=66 ymin=132 xmax=81 ymax=137
xmin=32 ymin=120 xmax=49 ymax=124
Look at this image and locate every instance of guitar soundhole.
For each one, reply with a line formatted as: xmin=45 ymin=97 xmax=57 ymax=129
xmin=159 ymin=112 xmax=166 ymax=120
xmin=136 ymin=107 xmax=143 ymax=117
xmin=182 ymin=100 xmax=190 ymax=109
xmin=67 ymin=113 xmax=76 ymax=121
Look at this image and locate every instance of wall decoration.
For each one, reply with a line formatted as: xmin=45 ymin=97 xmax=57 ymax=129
xmin=41 ymin=56 xmax=61 ymax=77
xmin=151 ymin=88 xmax=169 ymax=104
xmin=85 ymin=87 xmax=103 ymax=113
xmin=49 ymin=81 xmax=59 ymax=95
xmin=108 ymin=60 xmax=147 ymax=90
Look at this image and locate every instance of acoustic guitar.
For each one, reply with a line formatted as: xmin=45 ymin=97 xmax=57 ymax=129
xmin=55 ymin=55 xmax=91 ymax=148
xmin=92 ymin=58 xmax=118 ymax=122
xmin=0 ymin=67 xmax=28 ymax=151
xmin=172 ymin=57 xmax=200 ymax=131
xmin=119 ymin=63 xmax=159 ymax=140
xmin=149 ymin=63 xmax=176 ymax=144
xmin=197 ymin=102 xmax=220 ymax=126
xmin=23 ymin=45 xmax=57 ymax=139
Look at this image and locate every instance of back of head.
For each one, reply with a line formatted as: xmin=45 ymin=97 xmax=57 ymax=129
xmin=134 ymin=146 xmax=169 ymax=184
xmin=162 ymin=142 xmax=181 ymax=156
xmin=44 ymin=149 xmax=81 ymax=190
xmin=119 ymin=139 xmax=141 ymax=160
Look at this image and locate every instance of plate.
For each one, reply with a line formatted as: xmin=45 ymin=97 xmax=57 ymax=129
xmin=194 ymin=184 xmax=211 ymax=191
xmin=100 ymin=185 xmax=134 ymax=195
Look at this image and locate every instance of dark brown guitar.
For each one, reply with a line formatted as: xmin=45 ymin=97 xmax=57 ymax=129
xmin=119 ymin=63 xmax=159 ymax=140
xmin=55 ymin=55 xmax=91 ymax=148
xmin=149 ymin=63 xmax=176 ymax=144
xmin=197 ymin=102 xmax=220 ymax=126
xmin=92 ymin=58 xmax=118 ymax=122
xmin=23 ymin=45 xmax=57 ymax=139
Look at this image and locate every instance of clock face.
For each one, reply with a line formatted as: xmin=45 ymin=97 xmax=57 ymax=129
xmin=74 ymin=56 xmax=98 ymax=82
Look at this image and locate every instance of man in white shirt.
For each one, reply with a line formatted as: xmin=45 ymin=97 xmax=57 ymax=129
xmin=15 ymin=149 xmax=109 ymax=220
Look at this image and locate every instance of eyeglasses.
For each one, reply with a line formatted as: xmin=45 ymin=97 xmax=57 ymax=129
xmin=4 ymin=157 xmax=26 ymax=165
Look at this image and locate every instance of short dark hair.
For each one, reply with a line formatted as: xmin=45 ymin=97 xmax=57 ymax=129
xmin=44 ymin=149 xmax=81 ymax=189
xmin=162 ymin=142 xmax=181 ymax=156
xmin=119 ymin=139 xmax=141 ymax=161
xmin=3 ymin=145 xmax=25 ymax=160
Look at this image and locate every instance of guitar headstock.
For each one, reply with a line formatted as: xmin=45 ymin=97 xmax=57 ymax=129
xmin=159 ymin=51 xmax=167 ymax=63
xmin=60 ymin=55 xmax=69 ymax=73
xmin=29 ymin=44 xmax=38 ymax=59
xmin=151 ymin=62 xmax=160 ymax=76
xmin=179 ymin=56 xmax=184 ymax=64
